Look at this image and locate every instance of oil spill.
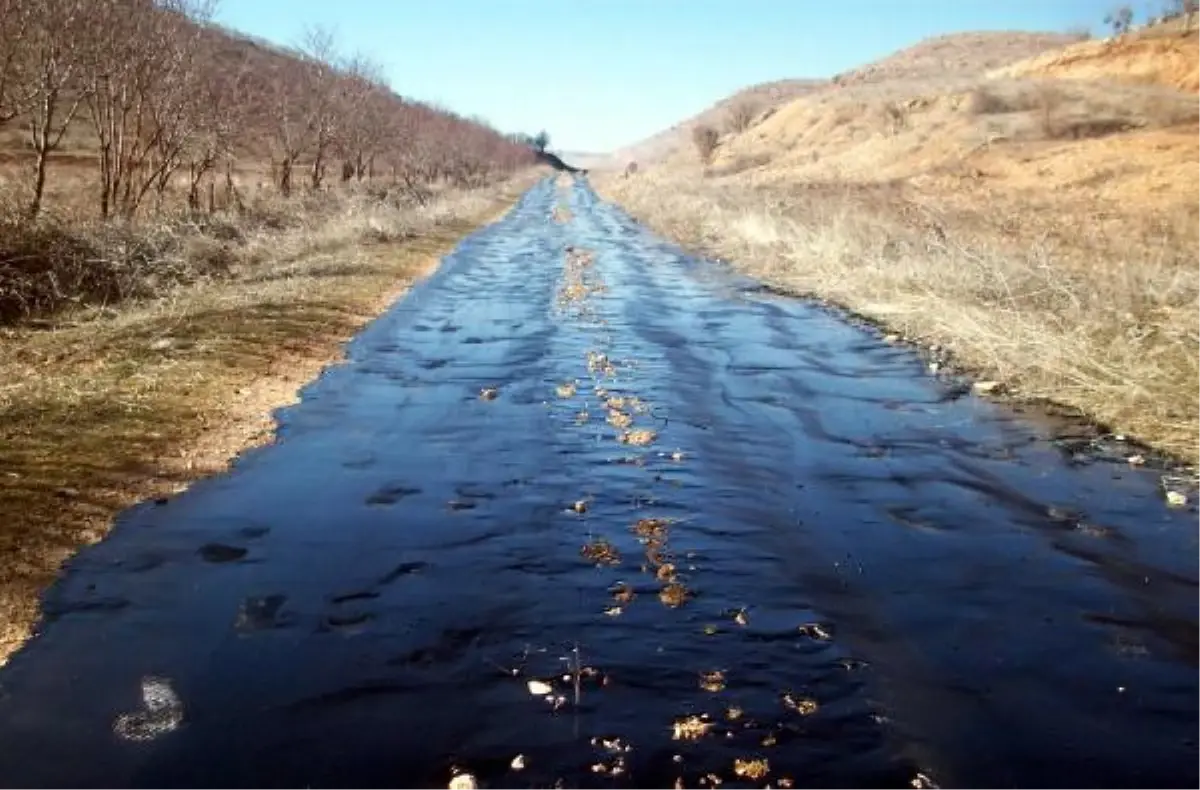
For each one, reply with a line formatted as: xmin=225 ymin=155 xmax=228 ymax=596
xmin=0 ymin=177 xmax=1193 ymax=789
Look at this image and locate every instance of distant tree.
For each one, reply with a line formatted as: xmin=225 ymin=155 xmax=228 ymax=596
xmin=20 ymin=0 xmax=91 ymax=218
xmin=691 ymin=124 xmax=719 ymax=164
xmin=725 ymin=101 xmax=759 ymax=133
xmin=1103 ymin=5 xmax=1134 ymax=36
xmin=531 ymin=130 xmax=550 ymax=152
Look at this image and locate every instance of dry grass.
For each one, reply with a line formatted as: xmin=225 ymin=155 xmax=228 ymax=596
xmin=0 ymin=171 xmax=539 ymax=665
xmin=597 ymin=170 xmax=1198 ymax=463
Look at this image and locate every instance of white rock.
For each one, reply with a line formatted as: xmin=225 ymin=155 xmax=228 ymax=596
xmin=1127 ymin=454 xmax=1146 ymax=466
xmin=1165 ymin=491 xmax=1187 ymax=508
xmin=973 ymin=380 xmax=1002 ymax=395
xmin=511 ymin=754 xmax=526 ymax=771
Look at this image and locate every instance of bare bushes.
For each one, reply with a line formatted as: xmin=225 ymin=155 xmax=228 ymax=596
xmin=692 ymin=125 xmax=720 ymax=164
xmin=0 ymin=182 xmax=509 ymax=324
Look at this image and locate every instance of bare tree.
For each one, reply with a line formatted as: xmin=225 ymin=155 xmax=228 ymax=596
xmin=337 ymin=54 xmax=387 ymax=183
xmin=183 ymin=37 xmax=251 ymax=212
xmin=726 ymin=101 xmax=759 ymax=133
xmin=0 ymin=0 xmax=35 ymax=129
xmin=80 ymin=0 xmax=216 ymax=218
xmin=298 ymin=25 xmax=345 ymax=191
xmin=21 ymin=0 xmax=91 ymax=218
xmin=692 ymin=124 xmax=720 ymax=164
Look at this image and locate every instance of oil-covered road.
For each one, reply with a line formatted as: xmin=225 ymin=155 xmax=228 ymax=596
xmin=0 ymin=177 xmax=1194 ymax=789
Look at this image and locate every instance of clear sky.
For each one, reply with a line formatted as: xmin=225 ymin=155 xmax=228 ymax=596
xmin=216 ymin=0 xmax=1127 ymax=153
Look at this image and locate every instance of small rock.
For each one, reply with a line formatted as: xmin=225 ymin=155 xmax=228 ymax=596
xmin=927 ymin=362 xmax=940 ymax=374
xmin=510 ymin=754 xmax=526 ymax=771
xmin=479 ymin=387 xmax=499 ymax=401
xmin=1165 ymin=491 xmax=1187 ymax=508
xmin=883 ymin=334 xmax=900 ymax=344
xmin=972 ymin=380 xmax=1003 ymax=395
xmin=571 ymin=500 xmax=588 ymax=513
xmin=148 ymin=337 xmax=173 ymax=351
xmin=1127 ymin=454 xmax=1146 ymax=466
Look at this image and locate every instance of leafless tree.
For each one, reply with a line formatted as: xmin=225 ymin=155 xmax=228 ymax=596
xmin=337 ymin=54 xmax=387 ymax=183
xmin=80 ymin=0 xmax=217 ymax=218
xmin=0 ymin=0 xmax=35 ymax=128
xmin=20 ymin=0 xmax=91 ymax=218
xmin=183 ymin=39 xmax=251 ymax=212
xmin=298 ymin=25 xmax=346 ymax=191
xmin=1 ymin=0 xmax=533 ymax=220
xmin=726 ymin=101 xmax=759 ymax=133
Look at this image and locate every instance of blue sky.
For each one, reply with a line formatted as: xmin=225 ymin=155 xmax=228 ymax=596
xmin=217 ymin=0 xmax=1132 ymax=153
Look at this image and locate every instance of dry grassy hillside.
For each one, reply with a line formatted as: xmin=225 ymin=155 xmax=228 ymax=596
xmin=994 ymin=23 xmax=1200 ymax=91
xmin=609 ymin=32 xmax=1079 ymax=168
xmin=831 ymin=31 xmax=1080 ymax=86
xmin=599 ymin=24 xmax=1200 ymax=470
xmin=611 ymin=79 xmax=827 ymax=167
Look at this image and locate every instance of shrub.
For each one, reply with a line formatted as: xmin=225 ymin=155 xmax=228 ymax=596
xmin=692 ymin=125 xmax=721 ymax=164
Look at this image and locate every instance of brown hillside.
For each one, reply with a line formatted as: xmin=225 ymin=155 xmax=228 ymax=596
xmin=610 ymin=32 xmax=1079 ymax=167
xmin=611 ymin=79 xmax=827 ymax=166
xmin=994 ymin=28 xmax=1200 ymax=92
xmin=831 ymin=31 xmax=1080 ymax=86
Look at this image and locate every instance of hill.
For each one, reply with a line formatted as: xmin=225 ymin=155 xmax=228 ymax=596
xmin=608 ymin=32 xmax=1078 ymax=168
xmin=993 ymin=22 xmax=1199 ymax=91
xmin=830 ymin=31 xmax=1080 ymax=86
xmin=598 ymin=24 xmax=1200 ymax=464
xmin=610 ymin=79 xmax=827 ymax=167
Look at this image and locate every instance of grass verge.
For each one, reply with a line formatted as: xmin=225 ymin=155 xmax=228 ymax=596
xmin=0 ymin=173 xmax=538 ymax=665
xmin=596 ymin=171 xmax=1198 ymax=466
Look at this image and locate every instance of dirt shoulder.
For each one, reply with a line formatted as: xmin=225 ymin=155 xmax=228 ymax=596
xmin=0 ymin=176 xmax=535 ymax=666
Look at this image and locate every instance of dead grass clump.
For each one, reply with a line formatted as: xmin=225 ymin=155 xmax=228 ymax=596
xmin=0 ymin=213 xmax=236 ymax=324
xmin=706 ymin=152 xmax=774 ymax=179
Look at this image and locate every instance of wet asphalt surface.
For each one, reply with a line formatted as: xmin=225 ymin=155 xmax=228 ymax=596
xmin=0 ymin=176 xmax=1195 ymax=789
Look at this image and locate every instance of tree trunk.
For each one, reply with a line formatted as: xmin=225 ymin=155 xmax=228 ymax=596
xmin=27 ymin=146 xmax=49 ymax=220
xmin=279 ymin=157 xmax=292 ymax=196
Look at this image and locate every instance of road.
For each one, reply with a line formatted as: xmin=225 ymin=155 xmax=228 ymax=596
xmin=0 ymin=176 xmax=1194 ymax=788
